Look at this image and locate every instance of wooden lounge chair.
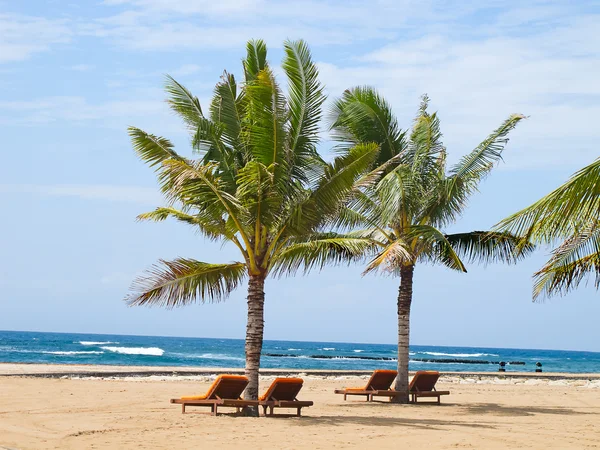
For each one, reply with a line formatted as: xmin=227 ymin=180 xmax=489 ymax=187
xmin=259 ymin=377 xmax=313 ymax=416
xmin=334 ymin=369 xmax=401 ymax=401
xmin=170 ymin=374 xmax=258 ymax=415
xmin=409 ymin=371 xmax=450 ymax=404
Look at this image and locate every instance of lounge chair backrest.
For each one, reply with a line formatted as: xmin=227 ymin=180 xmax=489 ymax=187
xmin=260 ymin=378 xmax=304 ymax=401
xmin=366 ymin=369 xmax=398 ymax=390
xmin=205 ymin=375 xmax=249 ymax=399
xmin=409 ymin=371 xmax=440 ymax=392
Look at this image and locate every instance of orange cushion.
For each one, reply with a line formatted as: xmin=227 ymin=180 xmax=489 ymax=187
xmin=259 ymin=377 xmax=304 ymax=401
xmin=181 ymin=374 xmax=248 ymax=400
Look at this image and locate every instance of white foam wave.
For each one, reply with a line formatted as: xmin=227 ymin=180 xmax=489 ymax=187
xmin=101 ymin=346 xmax=164 ymax=356
xmin=353 ymin=350 xmax=364 ymax=353
xmin=321 ymin=348 xmax=335 ymax=351
xmin=419 ymin=351 xmax=499 ymax=358
xmin=43 ymin=351 xmax=103 ymax=355
xmin=79 ymin=341 xmax=118 ymax=345
xmin=287 ymin=348 xmax=301 ymax=351
xmin=409 ymin=352 xmax=416 ymax=356
xmin=181 ymin=353 xmax=244 ymax=361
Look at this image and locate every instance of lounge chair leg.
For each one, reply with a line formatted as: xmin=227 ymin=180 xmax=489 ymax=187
xmin=212 ymin=405 xmax=217 ymax=416
xmin=437 ymin=396 xmax=440 ymax=405
xmin=297 ymin=408 xmax=301 ymax=417
xmin=344 ymin=394 xmax=347 ymax=401
xmin=182 ymin=404 xmax=186 ymax=414
xmin=269 ymin=406 xmax=274 ymax=416
xmin=262 ymin=405 xmax=267 ymax=416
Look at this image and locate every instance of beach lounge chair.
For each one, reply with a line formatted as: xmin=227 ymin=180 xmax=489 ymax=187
xmin=334 ymin=369 xmax=401 ymax=401
xmin=170 ymin=374 xmax=258 ymax=415
xmin=259 ymin=377 xmax=313 ymax=416
xmin=409 ymin=371 xmax=450 ymax=404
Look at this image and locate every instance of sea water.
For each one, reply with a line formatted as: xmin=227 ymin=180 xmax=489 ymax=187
xmin=1 ymin=330 xmax=599 ymax=373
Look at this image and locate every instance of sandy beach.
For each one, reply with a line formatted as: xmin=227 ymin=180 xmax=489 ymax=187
xmin=1 ymin=365 xmax=599 ymax=449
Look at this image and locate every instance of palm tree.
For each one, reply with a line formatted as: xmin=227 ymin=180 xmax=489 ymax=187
xmin=329 ymin=88 xmax=533 ymax=403
xmin=126 ymin=40 xmax=379 ymax=414
xmin=496 ymin=157 xmax=600 ymax=299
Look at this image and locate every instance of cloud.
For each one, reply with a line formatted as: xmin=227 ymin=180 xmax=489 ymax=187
xmin=0 ymin=184 xmax=162 ymax=205
xmin=0 ymin=14 xmax=72 ymax=63
xmin=316 ymin=11 xmax=600 ymax=170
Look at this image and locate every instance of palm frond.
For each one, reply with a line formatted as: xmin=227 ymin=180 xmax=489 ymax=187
xmin=243 ymin=67 xmax=287 ymax=171
xmin=243 ymin=39 xmax=268 ymax=82
xmin=127 ymin=259 xmax=246 ymax=307
xmin=449 ymin=113 xmax=525 ymax=196
xmin=532 ymin=221 xmax=600 ymax=299
xmin=291 ymin=143 xmax=380 ymax=232
xmin=137 ymin=206 xmax=227 ymax=241
xmin=409 ymin=225 xmax=467 ymax=272
xmin=209 ymin=71 xmax=244 ymax=155
xmin=165 ymin=75 xmax=204 ymax=130
xmin=128 ymin=127 xmax=184 ymax=169
xmin=496 ymin=157 xmax=600 ymax=243
xmin=270 ymin=235 xmax=377 ymax=276
xmin=445 ymin=231 xmax=534 ymax=265
xmin=283 ymin=39 xmax=325 ymax=171
xmin=329 ymin=86 xmax=406 ymax=165
xmin=363 ymin=239 xmax=413 ymax=275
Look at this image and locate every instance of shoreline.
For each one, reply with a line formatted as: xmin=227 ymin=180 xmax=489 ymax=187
xmin=1 ymin=362 xmax=599 ymax=380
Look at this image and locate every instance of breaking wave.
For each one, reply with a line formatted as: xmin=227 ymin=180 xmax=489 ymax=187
xmin=101 ymin=346 xmax=164 ymax=356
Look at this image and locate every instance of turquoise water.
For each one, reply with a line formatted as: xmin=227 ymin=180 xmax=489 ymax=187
xmin=1 ymin=330 xmax=599 ymax=373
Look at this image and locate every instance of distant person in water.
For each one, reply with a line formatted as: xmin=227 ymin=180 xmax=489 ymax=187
xmin=499 ymin=361 xmax=506 ymax=372
xmin=536 ymin=362 xmax=543 ymax=373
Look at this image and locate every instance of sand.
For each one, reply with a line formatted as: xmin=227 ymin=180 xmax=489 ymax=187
xmin=1 ymin=366 xmax=599 ymax=449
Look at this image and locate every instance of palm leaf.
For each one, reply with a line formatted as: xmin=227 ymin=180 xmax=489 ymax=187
xmin=532 ymin=221 xmax=600 ymax=299
xmin=128 ymin=127 xmax=184 ymax=169
xmin=329 ymin=86 xmax=406 ymax=165
xmin=243 ymin=39 xmax=268 ymax=82
xmin=496 ymin=157 xmax=600 ymax=243
xmin=445 ymin=231 xmax=534 ymax=265
xmin=165 ymin=75 xmax=204 ymax=130
xmin=127 ymin=259 xmax=246 ymax=307
xmin=282 ymin=39 xmax=325 ymax=173
xmin=270 ymin=235 xmax=377 ymax=276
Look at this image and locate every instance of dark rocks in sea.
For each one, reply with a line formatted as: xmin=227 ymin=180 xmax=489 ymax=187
xmin=413 ymin=358 xmax=526 ymax=365
xmin=263 ymin=353 xmax=526 ymax=365
xmin=264 ymin=353 xmax=396 ymax=361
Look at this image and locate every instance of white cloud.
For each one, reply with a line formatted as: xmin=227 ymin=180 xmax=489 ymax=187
xmin=0 ymin=184 xmax=162 ymax=205
xmin=0 ymin=14 xmax=72 ymax=63
xmin=316 ymin=12 xmax=600 ymax=170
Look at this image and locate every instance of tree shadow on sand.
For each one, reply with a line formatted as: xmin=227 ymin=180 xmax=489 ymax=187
xmin=459 ymin=403 xmax=591 ymax=417
xmin=289 ymin=414 xmax=496 ymax=430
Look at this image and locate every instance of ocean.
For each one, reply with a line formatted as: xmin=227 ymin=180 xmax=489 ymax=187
xmin=1 ymin=330 xmax=599 ymax=373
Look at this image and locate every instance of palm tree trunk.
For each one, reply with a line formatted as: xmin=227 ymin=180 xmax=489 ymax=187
xmin=243 ymin=273 xmax=265 ymax=416
xmin=393 ymin=264 xmax=414 ymax=404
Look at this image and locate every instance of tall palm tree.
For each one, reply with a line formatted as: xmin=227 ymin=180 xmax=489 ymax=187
xmin=126 ymin=40 xmax=379 ymax=414
xmin=496 ymin=157 xmax=600 ymax=299
xmin=329 ymin=88 xmax=533 ymax=403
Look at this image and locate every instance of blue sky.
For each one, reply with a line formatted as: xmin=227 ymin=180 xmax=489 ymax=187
xmin=1 ymin=0 xmax=599 ymax=351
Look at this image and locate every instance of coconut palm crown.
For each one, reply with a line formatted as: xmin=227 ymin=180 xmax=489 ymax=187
xmin=496 ymin=157 xmax=600 ymax=299
xmin=329 ymin=88 xmax=533 ymax=403
xmin=126 ymin=40 xmax=380 ymax=413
